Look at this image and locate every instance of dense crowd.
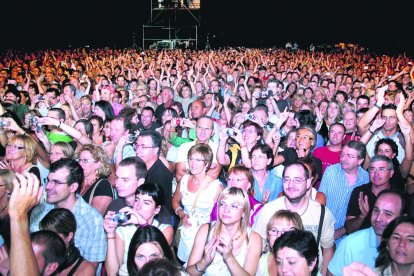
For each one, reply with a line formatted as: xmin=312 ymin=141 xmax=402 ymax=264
xmin=0 ymin=46 xmax=414 ymax=276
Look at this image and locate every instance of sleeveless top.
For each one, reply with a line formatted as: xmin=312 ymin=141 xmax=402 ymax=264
xmin=177 ymin=174 xmax=222 ymax=262
xmin=204 ymin=223 xmax=252 ymax=276
xmin=117 ymin=219 xmax=170 ymax=276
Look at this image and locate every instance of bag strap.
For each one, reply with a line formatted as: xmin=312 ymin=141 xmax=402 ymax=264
xmin=316 ymin=204 xmax=325 ymax=246
xmin=88 ymin=179 xmax=103 ymax=205
xmin=190 ymin=175 xmax=213 ymax=212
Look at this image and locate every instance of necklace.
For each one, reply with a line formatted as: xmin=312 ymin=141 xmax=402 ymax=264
xmin=81 ymin=176 xmax=99 ymax=195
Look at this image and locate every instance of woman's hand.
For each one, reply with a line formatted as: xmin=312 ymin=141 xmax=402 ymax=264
xmin=216 ymin=236 xmax=234 ymax=261
xmin=103 ymin=211 xmax=118 ymax=236
xmin=119 ymin=206 xmax=147 ymax=226
xmin=0 ymin=160 xmax=11 ymax=170
xmin=179 ymin=212 xmax=192 ymax=228
xmin=37 ymin=117 xmax=59 ymax=127
xmin=201 ymin=237 xmax=218 ymax=267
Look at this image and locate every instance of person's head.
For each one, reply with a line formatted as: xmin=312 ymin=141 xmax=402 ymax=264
xmin=295 ymin=125 xmax=317 ymax=151
xmin=49 ymin=142 xmax=75 ymax=163
xmin=356 ymin=95 xmax=370 ymax=111
xmin=48 ymin=108 xmax=66 ymax=129
xmin=74 ymin=119 xmax=93 ymax=138
xmin=45 ymin=88 xmax=60 ymax=107
xmin=343 ymin=111 xmax=357 ymax=132
xmin=374 ymin=138 xmax=398 ymax=160
xmin=250 ymin=144 xmax=274 ymax=171
xmin=187 ymin=143 xmax=213 ymax=175
xmin=267 ymin=210 xmax=304 ymax=250
xmin=227 ymin=165 xmax=254 ymax=196
xmin=94 ymin=100 xmax=115 ymax=121
xmin=368 ymin=155 xmax=394 ymax=188
xmin=340 ymin=140 xmax=366 ymax=172
xmin=376 ymin=216 xmax=414 ymax=274
xmin=133 ymin=182 xmax=164 ymax=222
xmin=140 ymin=107 xmax=156 ymax=128
xmin=30 ymin=230 xmax=66 ymax=276
xmin=282 ymin=162 xmax=311 ymax=204
xmin=88 ymin=115 xmax=104 ymax=135
xmin=294 ymin=110 xmax=316 ymax=128
xmin=78 ymin=144 xmax=111 ymax=178
xmin=241 ymin=120 xmax=263 ymax=146
xmin=6 ymin=134 xmax=37 ymax=164
xmin=160 ymin=87 xmax=174 ymax=105
xmin=215 ymin=187 xmax=250 ymax=236
xmin=161 ymin=108 xmax=178 ymax=125
xmin=285 ymin=129 xmax=298 ymax=149
xmin=328 ymin=122 xmax=346 ymax=146
xmin=135 ymin=131 xmax=162 ymax=165
xmin=371 ymin=190 xmax=406 ymax=238
xmin=273 ymin=230 xmax=319 ymax=276
xmin=80 ymin=95 xmax=93 ymax=115
xmin=190 ymin=100 xmax=206 ymax=119
xmin=127 ymin=225 xmax=174 ymax=274
xmin=0 ymin=169 xmax=14 ymax=199
xmin=195 ymin=116 xmax=214 ymax=143
xmin=138 ymin=258 xmax=182 ymax=276
xmin=115 ymin=157 xmax=147 ymax=200
xmin=110 ymin=116 xmax=131 ymax=144
xmin=39 ymin=208 xmax=76 ymax=248
xmin=381 ymin=104 xmax=399 ymax=132
xmin=46 ymin=158 xmax=84 ymax=204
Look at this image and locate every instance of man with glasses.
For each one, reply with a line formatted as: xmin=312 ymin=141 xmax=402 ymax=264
xmin=29 ymin=158 xmax=106 ymax=274
xmin=79 ymin=95 xmax=93 ymax=119
xmin=253 ymin=162 xmax=335 ymax=276
xmin=345 ymin=155 xmax=394 ymax=234
xmin=135 ymin=130 xmax=173 ymax=216
xmin=319 ymin=140 xmax=369 ymax=244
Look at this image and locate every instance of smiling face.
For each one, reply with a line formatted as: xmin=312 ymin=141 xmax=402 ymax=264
xmin=276 ymin=247 xmax=315 ymax=276
xmin=371 ymin=193 xmax=402 ymax=237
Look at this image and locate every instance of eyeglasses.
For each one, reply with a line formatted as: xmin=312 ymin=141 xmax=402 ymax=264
xmin=76 ymin=158 xmax=96 ymax=163
xmin=217 ymin=201 xmax=242 ymax=211
xmin=381 ymin=116 xmax=397 ymax=121
xmin=296 ymin=134 xmax=314 ymax=141
xmin=6 ymin=144 xmax=25 ymax=150
xmin=228 ymin=178 xmax=248 ymax=182
xmin=368 ymin=167 xmax=390 ymax=173
xmin=251 ymin=155 xmax=268 ymax=160
xmin=188 ymin=157 xmax=206 ymax=163
xmin=133 ymin=143 xmax=157 ymax=150
xmin=45 ymin=178 xmax=68 ymax=186
xmin=268 ymin=227 xmax=296 ymax=236
xmin=340 ymin=152 xmax=357 ymax=159
xmin=242 ymin=129 xmax=257 ymax=134
xmin=282 ymin=177 xmax=306 ymax=185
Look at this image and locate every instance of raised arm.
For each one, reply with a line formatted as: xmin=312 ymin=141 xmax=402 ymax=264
xmin=358 ymin=85 xmax=387 ymax=135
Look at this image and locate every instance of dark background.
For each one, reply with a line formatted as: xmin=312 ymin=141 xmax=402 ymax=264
xmin=1 ymin=0 xmax=412 ymax=56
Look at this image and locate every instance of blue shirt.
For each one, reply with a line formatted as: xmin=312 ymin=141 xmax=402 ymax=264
xmin=253 ymin=170 xmax=283 ymax=203
xmin=30 ymin=195 xmax=107 ymax=263
xmin=328 ymin=227 xmax=379 ymax=276
xmin=319 ymin=163 xmax=369 ymax=243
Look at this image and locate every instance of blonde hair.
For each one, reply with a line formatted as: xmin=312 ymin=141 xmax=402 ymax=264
xmin=0 ymin=169 xmax=15 ymax=191
xmin=213 ymin=187 xmax=251 ymax=239
xmin=78 ymin=144 xmax=111 ymax=177
xmin=9 ymin=134 xmax=37 ymax=163
xmin=266 ymin=209 xmax=304 ymax=239
xmin=51 ymin=142 xmax=75 ymax=160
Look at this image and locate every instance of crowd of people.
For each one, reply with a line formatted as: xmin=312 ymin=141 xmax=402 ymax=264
xmin=0 ymin=46 xmax=414 ymax=275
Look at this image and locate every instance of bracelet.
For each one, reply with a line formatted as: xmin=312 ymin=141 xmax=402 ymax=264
xmin=107 ymin=236 xmax=116 ymax=240
xmin=240 ymin=144 xmax=247 ymax=149
xmin=195 ymin=262 xmax=205 ymax=273
xmin=374 ymin=103 xmax=382 ymax=109
xmin=57 ymin=121 xmax=62 ymax=128
xmin=368 ymin=128 xmax=375 ymax=134
xmin=174 ymin=207 xmax=183 ymax=215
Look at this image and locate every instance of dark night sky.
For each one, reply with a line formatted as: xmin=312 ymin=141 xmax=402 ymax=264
xmin=2 ymin=0 xmax=412 ymax=56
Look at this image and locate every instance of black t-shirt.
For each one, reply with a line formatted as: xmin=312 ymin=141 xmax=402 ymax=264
xmin=82 ymin=178 xmax=114 ymax=204
xmin=146 ymin=159 xmax=173 ymax=214
xmin=279 ymin=148 xmax=322 ymax=180
xmin=346 ymin=183 xmax=376 ymax=231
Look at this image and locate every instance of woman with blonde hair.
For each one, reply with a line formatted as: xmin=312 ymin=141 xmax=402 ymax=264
xmin=49 ymin=141 xmax=75 ymax=164
xmin=256 ymin=210 xmax=304 ymax=276
xmin=0 ymin=169 xmax=14 ymax=218
xmin=0 ymin=134 xmax=40 ymax=181
xmin=187 ymin=187 xmax=262 ymax=275
xmin=78 ymin=144 xmax=114 ymax=215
